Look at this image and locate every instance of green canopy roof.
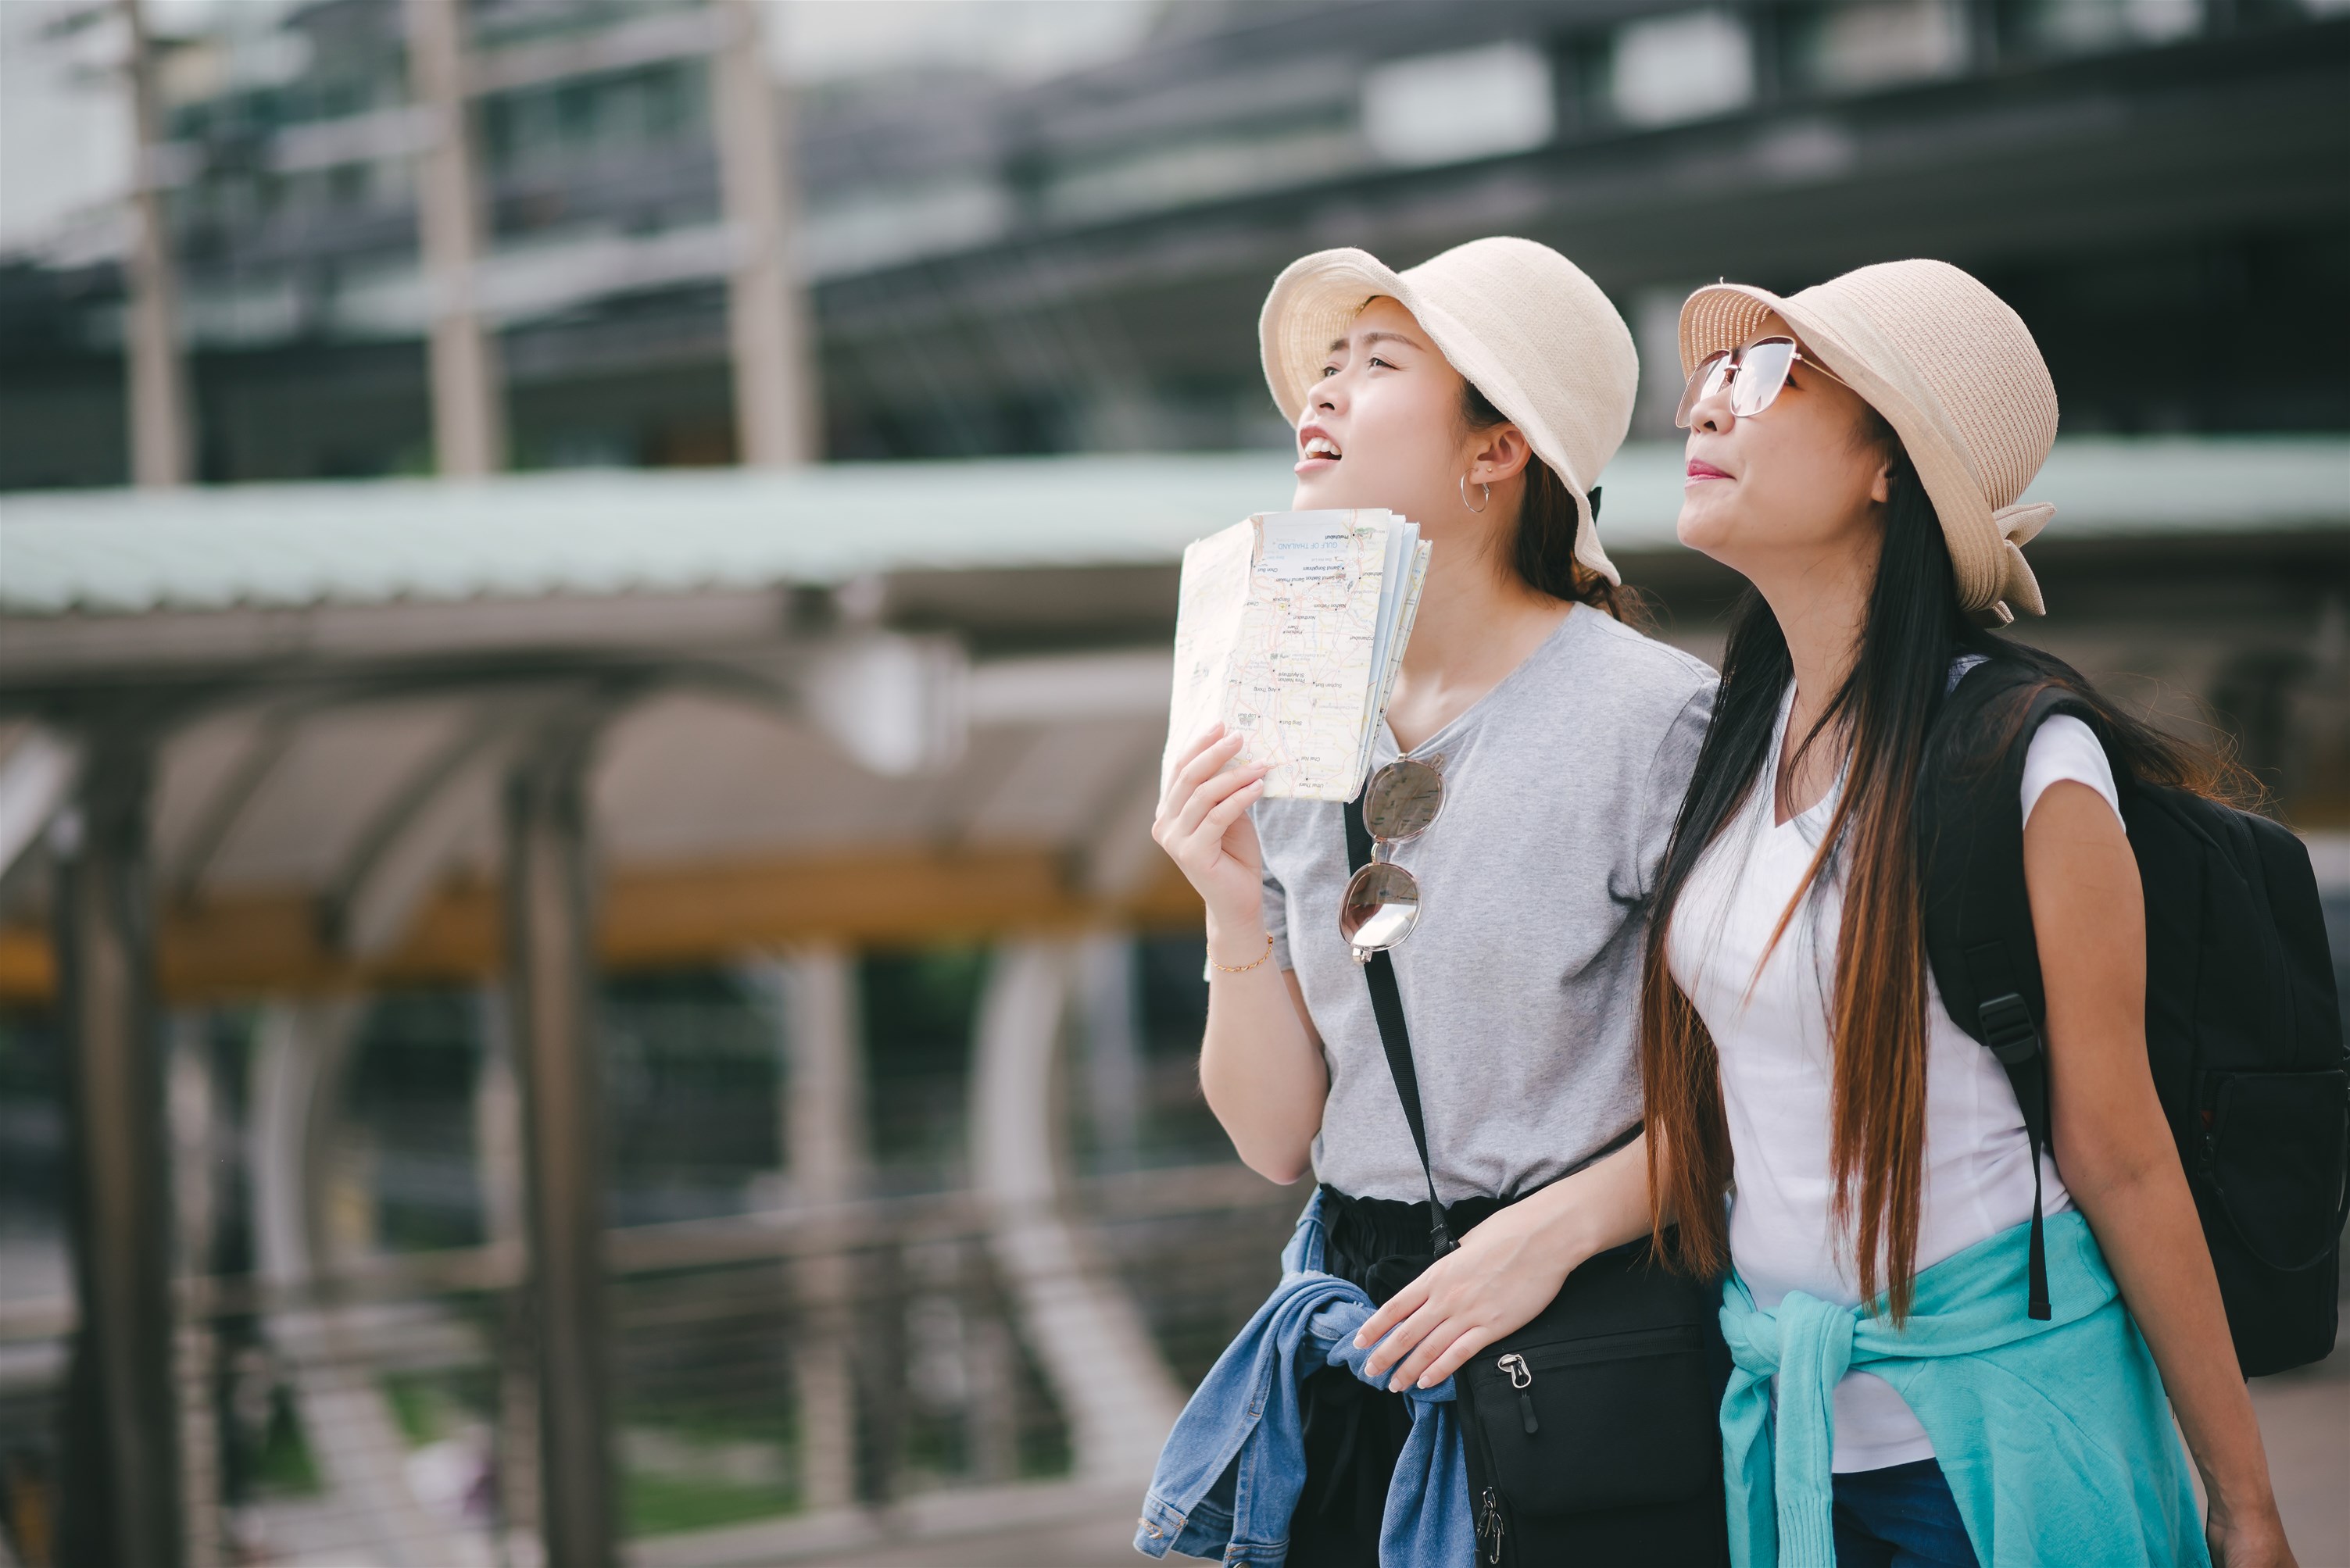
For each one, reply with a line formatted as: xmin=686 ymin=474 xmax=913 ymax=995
xmin=2 ymin=438 xmax=2343 ymax=618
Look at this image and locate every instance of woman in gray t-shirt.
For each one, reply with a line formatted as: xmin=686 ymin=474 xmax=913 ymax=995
xmin=1154 ymin=238 xmax=1715 ymax=1563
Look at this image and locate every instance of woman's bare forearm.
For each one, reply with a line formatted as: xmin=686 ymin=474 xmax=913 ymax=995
xmin=2065 ymin=1155 xmax=2277 ymax=1520
xmin=2028 ymin=784 xmax=2288 ymax=1555
xmin=1152 ymin=729 xmax=1327 ymax=1183
xmin=1519 ymin=1130 xmax=1654 ymax=1260
xmin=1196 ymin=917 xmax=1327 ymax=1183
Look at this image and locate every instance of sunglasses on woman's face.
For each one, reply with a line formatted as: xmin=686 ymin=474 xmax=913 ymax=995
xmin=1674 ymin=337 xmax=1849 ymax=428
xmin=1340 ymin=756 xmax=1445 ymax=962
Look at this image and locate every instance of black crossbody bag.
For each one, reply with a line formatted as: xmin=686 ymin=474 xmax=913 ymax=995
xmin=1343 ymin=796 xmax=1730 ymax=1566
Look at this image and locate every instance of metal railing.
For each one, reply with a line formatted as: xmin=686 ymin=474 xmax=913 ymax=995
xmin=0 ymin=1160 xmax=1297 ymax=1567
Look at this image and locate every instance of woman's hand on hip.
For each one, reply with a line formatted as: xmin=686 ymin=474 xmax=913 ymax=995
xmin=1350 ymin=1196 xmax=1585 ymax=1392
xmin=1153 ymin=724 xmax=1271 ymax=930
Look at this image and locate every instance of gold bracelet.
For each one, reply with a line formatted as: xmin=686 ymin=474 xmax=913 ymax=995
xmin=1209 ymin=931 xmax=1275 ymax=973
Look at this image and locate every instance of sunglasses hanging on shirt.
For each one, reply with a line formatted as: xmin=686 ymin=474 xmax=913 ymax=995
xmin=1339 ymin=755 xmax=1444 ymax=961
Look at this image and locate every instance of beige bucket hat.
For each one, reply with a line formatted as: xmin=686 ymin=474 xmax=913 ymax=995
xmin=1260 ymin=237 xmax=1639 ymax=585
xmin=1679 ymin=259 xmax=2058 ymax=623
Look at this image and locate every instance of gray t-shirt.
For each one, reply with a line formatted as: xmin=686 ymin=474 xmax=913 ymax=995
xmin=1254 ymin=605 xmax=1716 ymax=1205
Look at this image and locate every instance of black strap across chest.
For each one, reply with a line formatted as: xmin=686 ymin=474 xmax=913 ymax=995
xmin=1343 ymin=787 xmax=1455 ymax=1256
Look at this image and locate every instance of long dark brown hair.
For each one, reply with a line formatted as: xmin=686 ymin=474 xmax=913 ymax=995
xmin=1461 ymin=380 xmax=1641 ymax=623
xmin=1639 ymin=445 xmax=2244 ymax=1321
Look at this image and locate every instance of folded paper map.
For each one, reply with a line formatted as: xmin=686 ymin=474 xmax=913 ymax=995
xmin=1164 ymin=509 xmax=1432 ymax=802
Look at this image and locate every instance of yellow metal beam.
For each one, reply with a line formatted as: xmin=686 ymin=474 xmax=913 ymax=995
xmin=0 ymin=847 xmax=1204 ymax=1004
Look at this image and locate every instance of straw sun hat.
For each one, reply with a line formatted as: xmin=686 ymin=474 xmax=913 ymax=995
xmin=1679 ymin=259 xmax=2059 ymax=623
xmin=1260 ymin=237 xmax=1639 ymax=585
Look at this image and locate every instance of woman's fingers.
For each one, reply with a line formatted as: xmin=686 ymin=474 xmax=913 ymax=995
xmin=1365 ymin=1296 xmax=1487 ymax=1390
xmin=1167 ymin=756 xmax=1267 ymax=843
xmin=1357 ymin=1255 xmax=1451 ymax=1375
xmin=1357 ymin=1280 xmax=1490 ymax=1388
xmin=1415 ymin=1323 xmax=1497 ymax=1389
xmin=1171 ymin=723 xmax=1226 ymax=773
xmin=1365 ymin=1295 xmax=1447 ymax=1382
xmin=1154 ymin=737 xmax=1244 ymax=843
xmin=1163 ymin=723 xmax=1228 ymax=788
xmin=1354 ymin=1279 xmax=1428 ymax=1352
xmin=1390 ymin=1317 xmax=1474 ymax=1391
xmin=1159 ymin=731 xmax=1243 ymax=820
xmin=1153 ymin=753 xmax=1222 ymax=845
xmin=1194 ymin=780 xmax=1265 ymax=844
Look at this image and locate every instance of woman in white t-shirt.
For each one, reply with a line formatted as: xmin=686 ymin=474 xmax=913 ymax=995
xmin=1637 ymin=261 xmax=2295 ymax=1567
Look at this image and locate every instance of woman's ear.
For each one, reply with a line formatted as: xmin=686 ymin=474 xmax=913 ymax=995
xmin=1468 ymin=423 xmax=1534 ymax=485
xmin=1868 ymin=458 xmax=1894 ymax=506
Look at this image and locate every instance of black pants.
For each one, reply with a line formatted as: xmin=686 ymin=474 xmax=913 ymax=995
xmin=1287 ymin=1184 xmax=1511 ymax=1568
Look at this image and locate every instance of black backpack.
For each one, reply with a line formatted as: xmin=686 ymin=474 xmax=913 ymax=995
xmin=1918 ymin=658 xmax=2348 ymax=1376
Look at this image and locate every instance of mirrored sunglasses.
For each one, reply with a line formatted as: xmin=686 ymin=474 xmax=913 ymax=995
xmin=1674 ymin=337 xmax=1848 ymax=428
xmin=1340 ymin=756 xmax=1444 ymax=963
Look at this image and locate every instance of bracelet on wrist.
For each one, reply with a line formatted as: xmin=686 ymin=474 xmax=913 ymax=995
xmin=1207 ymin=930 xmax=1275 ymax=974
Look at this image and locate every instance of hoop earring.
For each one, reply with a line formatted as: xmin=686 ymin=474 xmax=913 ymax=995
xmin=1459 ymin=474 xmax=1490 ymax=514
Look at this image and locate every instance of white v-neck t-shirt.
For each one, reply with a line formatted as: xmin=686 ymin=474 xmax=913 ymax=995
xmin=1665 ymin=680 xmax=2118 ymax=1473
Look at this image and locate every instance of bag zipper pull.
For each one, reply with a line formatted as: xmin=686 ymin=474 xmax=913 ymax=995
xmin=1496 ymin=1352 xmax=1538 ymax=1434
xmin=1477 ymin=1486 xmax=1505 ymax=1563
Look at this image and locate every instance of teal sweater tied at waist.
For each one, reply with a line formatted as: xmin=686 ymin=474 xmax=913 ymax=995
xmin=1719 ymin=1210 xmax=2208 ymax=1568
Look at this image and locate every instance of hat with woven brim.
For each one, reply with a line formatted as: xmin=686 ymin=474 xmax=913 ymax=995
xmin=1261 ymin=237 xmax=1639 ymax=586
xmin=1679 ymin=259 xmax=2058 ymax=623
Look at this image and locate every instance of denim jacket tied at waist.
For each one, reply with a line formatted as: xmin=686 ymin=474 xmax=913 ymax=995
xmin=1135 ymin=1191 xmax=1472 ymax=1568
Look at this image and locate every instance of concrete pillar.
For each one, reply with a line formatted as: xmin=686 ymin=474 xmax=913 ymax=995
xmin=753 ymin=950 xmax=864 ymax=1513
xmin=970 ymin=941 xmax=1182 ymax=1489
xmin=248 ymin=1003 xmax=359 ymax=1291
xmin=166 ymin=1016 xmax=222 ymax=1568
xmin=50 ymin=738 xmax=182 ymax=1568
xmin=963 ymin=1254 xmax=1021 ymax=1485
xmin=116 ymin=0 xmax=191 ymax=488
xmin=503 ymin=745 xmax=615 ymax=1567
xmin=779 ymin=949 xmax=866 ymax=1213
xmin=404 ymin=0 xmax=506 ymax=477
xmin=1075 ymin=934 xmax=1145 ymax=1176
xmin=712 ymin=0 xmax=820 ymax=466
xmin=473 ymin=990 xmax=541 ymax=1559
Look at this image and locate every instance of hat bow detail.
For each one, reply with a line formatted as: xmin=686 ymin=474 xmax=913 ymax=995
xmin=1986 ymin=500 xmax=2055 ymax=625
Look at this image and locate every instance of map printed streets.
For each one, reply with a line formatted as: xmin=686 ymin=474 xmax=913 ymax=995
xmin=1165 ymin=509 xmax=1429 ymax=803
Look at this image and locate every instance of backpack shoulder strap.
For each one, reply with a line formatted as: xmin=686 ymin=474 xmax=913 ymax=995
xmin=1343 ymin=791 xmax=1454 ymax=1255
xmin=1918 ymin=658 xmax=2109 ymax=1320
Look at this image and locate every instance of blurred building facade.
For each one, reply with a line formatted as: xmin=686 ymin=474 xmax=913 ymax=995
xmin=2 ymin=0 xmax=2346 ymax=486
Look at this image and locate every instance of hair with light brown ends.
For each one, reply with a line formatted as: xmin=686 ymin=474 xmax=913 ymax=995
xmin=1811 ymin=703 xmax=1935 ymax=1317
xmin=1639 ymin=949 xmax=1733 ymax=1280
